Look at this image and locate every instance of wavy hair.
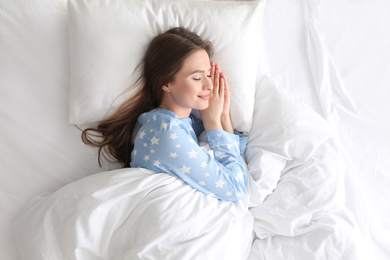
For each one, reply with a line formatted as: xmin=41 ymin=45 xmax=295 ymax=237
xmin=81 ymin=27 xmax=213 ymax=167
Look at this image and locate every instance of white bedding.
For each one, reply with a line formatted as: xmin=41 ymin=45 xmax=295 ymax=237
xmin=13 ymin=168 xmax=253 ymax=260
xmin=262 ymin=0 xmax=390 ymax=258
xmin=11 ymin=74 xmax=366 ymax=260
xmin=1 ymin=0 xmax=390 ymax=259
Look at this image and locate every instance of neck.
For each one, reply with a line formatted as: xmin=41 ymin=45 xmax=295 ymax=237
xmin=158 ymin=95 xmax=191 ymax=118
xmin=158 ymin=104 xmax=191 ymax=119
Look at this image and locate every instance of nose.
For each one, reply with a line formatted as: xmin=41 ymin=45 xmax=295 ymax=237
xmin=203 ymin=78 xmax=213 ymax=91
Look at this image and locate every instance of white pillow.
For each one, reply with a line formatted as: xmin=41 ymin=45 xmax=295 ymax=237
xmin=68 ymin=0 xmax=266 ymax=133
xmin=246 ymin=75 xmax=334 ymax=206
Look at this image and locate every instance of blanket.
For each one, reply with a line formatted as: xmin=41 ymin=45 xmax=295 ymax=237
xmin=13 ymin=168 xmax=254 ymax=260
xmin=13 ymin=76 xmax=367 ymax=260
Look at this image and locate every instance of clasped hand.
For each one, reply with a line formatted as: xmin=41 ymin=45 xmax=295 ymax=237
xmin=200 ymin=62 xmax=234 ymax=134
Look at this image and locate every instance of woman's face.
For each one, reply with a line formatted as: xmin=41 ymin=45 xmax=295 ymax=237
xmin=161 ymin=49 xmax=213 ymax=118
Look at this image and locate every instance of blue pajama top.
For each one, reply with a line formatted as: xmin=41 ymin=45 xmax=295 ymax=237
xmin=130 ymin=108 xmax=248 ymax=201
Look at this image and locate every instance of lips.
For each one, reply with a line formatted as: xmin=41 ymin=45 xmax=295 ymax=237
xmin=198 ymin=94 xmax=210 ymax=100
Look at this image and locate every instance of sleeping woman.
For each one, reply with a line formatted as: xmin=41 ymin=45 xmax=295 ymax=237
xmin=82 ymin=27 xmax=247 ymax=201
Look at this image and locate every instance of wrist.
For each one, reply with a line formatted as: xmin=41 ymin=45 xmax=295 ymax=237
xmin=204 ymin=121 xmax=223 ymax=132
xmin=221 ymin=114 xmax=231 ymax=123
xmin=221 ymin=115 xmax=234 ymax=134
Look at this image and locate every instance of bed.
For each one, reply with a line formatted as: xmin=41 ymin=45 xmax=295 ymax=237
xmin=1 ymin=0 xmax=389 ymax=259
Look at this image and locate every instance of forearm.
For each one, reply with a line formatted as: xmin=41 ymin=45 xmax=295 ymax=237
xmin=221 ymin=115 xmax=234 ymax=134
xmin=202 ymin=118 xmax=223 ymax=132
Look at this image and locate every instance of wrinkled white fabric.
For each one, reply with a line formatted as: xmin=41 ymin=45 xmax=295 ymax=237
xmin=13 ymin=168 xmax=253 ymax=260
xmin=3 ymin=0 xmax=390 ymax=259
xmin=301 ymin=0 xmax=390 ymax=258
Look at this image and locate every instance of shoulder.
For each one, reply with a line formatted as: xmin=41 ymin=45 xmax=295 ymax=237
xmin=138 ymin=109 xmax=180 ymax=128
xmin=136 ymin=109 xmax=189 ymax=140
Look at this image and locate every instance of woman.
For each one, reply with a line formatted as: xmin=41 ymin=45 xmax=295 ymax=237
xmin=82 ymin=27 xmax=247 ymax=201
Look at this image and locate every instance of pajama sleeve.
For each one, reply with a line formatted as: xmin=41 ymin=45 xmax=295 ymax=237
xmin=234 ymin=131 xmax=248 ymax=161
xmin=191 ymin=113 xmax=248 ymax=161
xmin=135 ymin=123 xmax=247 ymax=201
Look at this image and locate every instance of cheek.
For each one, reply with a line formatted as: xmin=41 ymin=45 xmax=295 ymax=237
xmin=178 ymin=81 xmax=199 ymax=97
xmin=169 ymin=84 xmax=196 ymax=105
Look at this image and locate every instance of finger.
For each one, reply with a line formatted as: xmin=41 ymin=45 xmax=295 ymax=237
xmin=214 ymin=69 xmax=220 ymax=95
xmin=219 ymin=76 xmax=225 ymax=97
xmin=221 ymin=72 xmax=229 ymax=93
xmin=221 ymin=72 xmax=228 ymax=86
xmin=210 ymin=62 xmax=215 ymax=83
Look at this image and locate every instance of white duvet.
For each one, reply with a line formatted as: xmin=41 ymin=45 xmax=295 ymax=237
xmin=14 ymin=167 xmax=254 ymax=260
xmin=13 ymin=77 xmax=367 ymax=260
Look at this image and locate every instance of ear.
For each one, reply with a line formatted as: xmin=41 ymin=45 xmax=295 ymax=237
xmin=162 ymin=83 xmax=171 ymax=93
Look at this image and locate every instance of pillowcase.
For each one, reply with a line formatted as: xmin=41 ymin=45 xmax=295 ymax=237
xmin=68 ymin=0 xmax=266 ymax=133
xmin=246 ymin=75 xmax=334 ymax=206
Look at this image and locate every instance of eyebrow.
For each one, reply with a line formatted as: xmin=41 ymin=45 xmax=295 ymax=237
xmin=189 ymin=67 xmax=212 ymax=75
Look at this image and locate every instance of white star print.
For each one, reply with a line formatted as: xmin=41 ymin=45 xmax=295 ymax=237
xmin=151 ymin=136 xmax=160 ymax=145
xmin=170 ymin=120 xmax=178 ymax=126
xmin=237 ymin=192 xmax=242 ymax=197
xmin=215 ymin=179 xmax=225 ymax=188
xmin=144 ymin=143 xmax=147 ymax=147
xmin=217 ymin=133 xmax=222 ymax=137
xmin=131 ymin=112 xmax=248 ymax=200
xmin=139 ymin=131 xmax=146 ymax=139
xmin=217 ymin=152 xmax=227 ymax=159
xmin=180 ymin=165 xmax=190 ymax=174
xmin=188 ymin=150 xmax=198 ymax=159
xmin=160 ymin=122 xmax=169 ymax=130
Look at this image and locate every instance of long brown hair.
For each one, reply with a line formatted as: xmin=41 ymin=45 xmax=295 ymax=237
xmin=81 ymin=27 xmax=213 ymax=167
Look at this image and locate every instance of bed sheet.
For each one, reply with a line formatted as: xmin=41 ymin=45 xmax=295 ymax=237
xmin=0 ymin=1 xmax=110 ymax=259
xmin=262 ymin=0 xmax=390 ymax=258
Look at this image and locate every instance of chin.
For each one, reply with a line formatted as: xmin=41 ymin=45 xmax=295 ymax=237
xmin=196 ymin=103 xmax=209 ymax=111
